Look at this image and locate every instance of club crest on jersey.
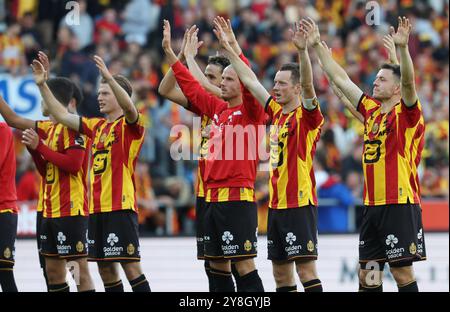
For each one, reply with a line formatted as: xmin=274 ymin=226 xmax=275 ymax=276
xmin=371 ymin=122 xmax=379 ymax=134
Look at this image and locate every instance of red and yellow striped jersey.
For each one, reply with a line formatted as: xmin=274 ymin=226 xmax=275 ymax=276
xmin=36 ymin=121 xmax=89 ymax=218
xmin=357 ymin=95 xmax=425 ymax=206
xmin=196 ymin=114 xmax=210 ymax=198
xmin=266 ymin=97 xmax=324 ymax=209
xmin=80 ymin=115 xmax=145 ymax=214
xmin=205 ymin=187 xmax=255 ymax=203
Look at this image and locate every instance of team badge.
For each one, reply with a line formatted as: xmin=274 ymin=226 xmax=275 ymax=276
xmin=76 ymin=241 xmax=84 ymax=253
xmin=244 ymin=240 xmax=252 ymax=252
xmin=409 ymin=243 xmax=417 ymax=255
xmin=307 ymin=240 xmax=315 ymax=252
xmin=100 ymin=133 xmax=107 ymax=143
xmin=371 ymin=122 xmax=379 ymax=134
xmin=3 ymin=247 xmax=11 ymax=259
xmin=127 ymin=244 xmax=135 ymax=255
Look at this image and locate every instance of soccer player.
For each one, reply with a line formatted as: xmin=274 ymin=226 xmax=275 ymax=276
xmin=1 ymin=72 xmax=95 ymax=292
xmin=214 ymin=21 xmax=324 ymax=292
xmin=159 ymin=25 xmax=231 ymax=291
xmin=163 ymin=19 xmax=266 ymax=292
xmin=0 ymin=122 xmax=18 ymax=292
xmin=32 ymin=55 xmax=151 ymax=292
xmin=303 ymin=17 xmax=426 ymax=292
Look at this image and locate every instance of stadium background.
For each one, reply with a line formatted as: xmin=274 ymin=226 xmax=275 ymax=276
xmin=0 ymin=0 xmax=448 ymax=291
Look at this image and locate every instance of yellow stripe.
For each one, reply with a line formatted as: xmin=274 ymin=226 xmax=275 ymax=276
xmin=218 ymin=188 xmax=229 ymax=201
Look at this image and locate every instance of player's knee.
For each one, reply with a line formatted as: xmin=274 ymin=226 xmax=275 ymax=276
xmin=122 ymin=261 xmax=143 ymax=281
xmin=273 ymin=268 xmax=294 ymax=287
xmin=45 ymin=263 xmax=66 ymax=284
xmin=98 ymin=263 xmax=120 ymax=282
xmin=390 ymin=265 xmax=414 ymax=285
xmin=234 ymin=259 xmax=256 ymax=276
xmin=295 ymin=261 xmax=318 ymax=284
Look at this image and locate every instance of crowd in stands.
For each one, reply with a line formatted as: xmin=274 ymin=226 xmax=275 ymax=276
xmin=1 ymin=0 xmax=448 ymax=234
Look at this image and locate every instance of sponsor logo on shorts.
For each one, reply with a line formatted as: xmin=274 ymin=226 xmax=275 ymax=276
xmin=385 ymin=234 xmax=398 ymax=248
xmin=284 ymin=232 xmax=302 ymax=256
xmin=107 ymin=233 xmax=119 ymax=246
xmin=76 ymin=241 xmax=84 ymax=253
xmin=221 ymin=231 xmax=239 ymax=255
xmin=56 ymin=232 xmax=72 ymax=255
xmin=127 ymin=243 xmax=135 ymax=255
xmin=385 ymin=234 xmax=405 ymax=259
xmin=244 ymin=240 xmax=252 ymax=252
xmin=3 ymin=247 xmax=11 ymax=259
xmin=104 ymin=233 xmax=123 ymax=257
xmin=417 ymin=229 xmax=423 ymax=240
xmin=285 ymin=232 xmax=296 ymax=245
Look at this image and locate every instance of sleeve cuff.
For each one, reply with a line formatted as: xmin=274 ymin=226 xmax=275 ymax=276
xmin=356 ymin=93 xmax=366 ymax=114
xmin=265 ymin=96 xmax=273 ymax=113
xmin=401 ymin=98 xmax=419 ymax=110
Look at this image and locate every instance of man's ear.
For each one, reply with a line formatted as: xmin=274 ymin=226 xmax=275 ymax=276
xmin=68 ymin=98 xmax=77 ymax=113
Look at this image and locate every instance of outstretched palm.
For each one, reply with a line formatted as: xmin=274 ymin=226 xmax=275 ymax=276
xmin=213 ymin=23 xmax=234 ymax=54
xmin=93 ymin=55 xmax=113 ymax=81
xmin=300 ymin=18 xmax=321 ymax=47
xmin=162 ymin=19 xmax=172 ymax=52
xmin=390 ymin=16 xmax=411 ymax=47
xmin=291 ymin=21 xmax=307 ymax=50
xmin=30 ymin=60 xmax=47 ymax=85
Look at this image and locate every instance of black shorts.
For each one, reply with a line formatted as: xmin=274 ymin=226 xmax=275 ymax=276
xmin=40 ymin=216 xmax=89 ymax=260
xmin=267 ymin=206 xmax=318 ymax=262
xmin=204 ymin=201 xmax=258 ymax=260
xmin=196 ymin=197 xmax=208 ymax=260
xmin=88 ymin=210 xmax=141 ymax=262
xmin=359 ymin=203 xmax=426 ymax=268
xmin=0 ymin=212 xmax=17 ymax=266
xmin=36 ymin=211 xmax=45 ymax=268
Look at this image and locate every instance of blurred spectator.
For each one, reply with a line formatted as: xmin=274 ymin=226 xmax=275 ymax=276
xmin=122 ymin=0 xmax=161 ymax=46
xmin=0 ymin=23 xmax=27 ymax=75
xmin=315 ymin=154 xmax=355 ymax=233
xmin=94 ymin=8 xmax=121 ymax=45
xmin=16 ymin=162 xmax=40 ymax=202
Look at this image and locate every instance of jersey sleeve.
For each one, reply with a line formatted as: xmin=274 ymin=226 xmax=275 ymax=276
xmin=64 ymin=128 xmax=88 ymax=151
xmin=302 ymin=98 xmax=324 ymax=130
xmin=265 ymin=96 xmax=282 ymax=120
xmin=400 ymin=98 xmax=423 ymax=126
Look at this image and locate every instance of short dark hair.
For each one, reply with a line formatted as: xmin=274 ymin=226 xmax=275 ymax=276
xmin=381 ymin=63 xmax=401 ymax=80
xmin=47 ymin=77 xmax=74 ymax=107
xmin=101 ymin=75 xmax=133 ymax=97
xmin=207 ymin=55 xmax=230 ymax=71
xmin=279 ymin=62 xmax=300 ymax=85
xmin=72 ymin=82 xmax=84 ymax=106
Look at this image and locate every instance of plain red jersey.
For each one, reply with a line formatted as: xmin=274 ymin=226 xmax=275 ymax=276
xmin=0 ymin=122 xmax=18 ymax=213
xmin=172 ymin=60 xmax=267 ymax=190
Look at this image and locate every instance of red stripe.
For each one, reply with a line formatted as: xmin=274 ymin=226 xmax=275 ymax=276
xmin=229 ymin=187 xmax=240 ymax=201
xmin=286 ymin=114 xmax=298 ymax=207
xmin=93 ymin=174 xmax=102 ymax=213
xmin=59 ymin=173 xmax=71 ymax=217
xmin=366 ymin=164 xmax=375 ymax=205
xmin=309 ymin=130 xmax=321 ymax=206
xmin=111 ymin=121 xmax=124 ymax=211
xmin=45 ymin=184 xmax=52 ymax=217
xmin=385 ymin=114 xmax=398 ymax=202
xmin=211 ymin=188 xmax=219 ymax=202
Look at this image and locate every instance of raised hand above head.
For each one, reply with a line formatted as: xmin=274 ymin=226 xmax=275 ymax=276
xmin=390 ymin=16 xmax=412 ymax=48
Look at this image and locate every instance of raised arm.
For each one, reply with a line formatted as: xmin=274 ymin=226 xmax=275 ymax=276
xmin=0 ymin=95 xmax=35 ymax=130
xmin=31 ymin=60 xmax=80 ymax=131
xmin=382 ymin=35 xmax=399 ymax=65
xmin=184 ymin=28 xmax=221 ymax=97
xmin=391 ymin=16 xmax=417 ymax=106
xmin=292 ymin=21 xmax=316 ymax=105
xmin=302 ymin=18 xmax=363 ymax=107
xmin=213 ymin=21 xmax=270 ymax=106
xmin=93 ymin=55 xmax=138 ymax=123
xmin=318 ymin=42 xmax=364 ymax=123
xmin=158 ymin=27 xmax=194 ymax=107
